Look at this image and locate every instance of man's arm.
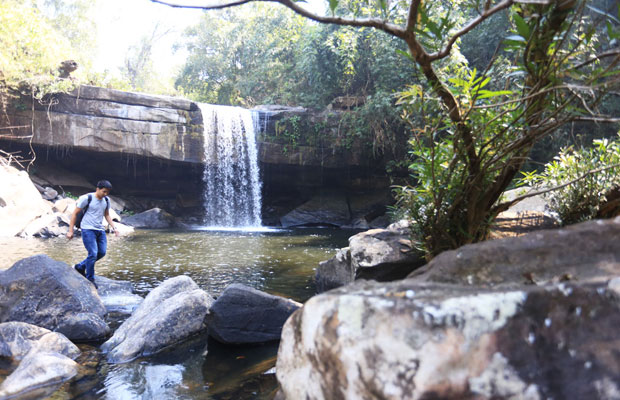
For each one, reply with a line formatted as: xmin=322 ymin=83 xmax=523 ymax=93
xmin=67 ymin=207 xmax=82 ymax=239
xmin=104 ymin=209 xmax=120 ymax=236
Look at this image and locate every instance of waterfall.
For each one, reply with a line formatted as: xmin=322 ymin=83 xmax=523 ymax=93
xmin=199 ymin=104 xmax=262 ymax=227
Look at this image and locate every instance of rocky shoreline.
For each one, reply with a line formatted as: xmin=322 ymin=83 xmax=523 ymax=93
xmin=1 ymin=159 xmax=619 ymax=399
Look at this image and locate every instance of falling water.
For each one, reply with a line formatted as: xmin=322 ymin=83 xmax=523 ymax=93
xmin=199 ymin=104 xmax=262 ymax=228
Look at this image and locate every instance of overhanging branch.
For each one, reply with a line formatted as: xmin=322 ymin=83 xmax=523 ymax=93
xmin=150 ymin=0 xmax=407 ymax=38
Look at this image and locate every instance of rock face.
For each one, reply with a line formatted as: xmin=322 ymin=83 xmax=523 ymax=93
xmin=3 ymin=86 xmax=203 ymax=163
xmin=205 ymin=283 xmax=301 ymax=344
xmin=101 ymin=275 xmax=214 ymax=363
xmin=0 ymin=255 xmax=109 ymax=341
xmin=315 ymin=220 xmax=425 ymax=292
xmin=0 ymin=165 xmax=53 ymax=237
xmin=0 ymin=322 xmax=80 ymax=361
xmin=278 ymin=218 xmax=620 ymax=400
xmin=409 ymin=217 xmax=620 ymax=286
xmin=122 ymin=208 xmax=176 ymax=229
xmin=277 ymin=279 xmax=620 ymax=400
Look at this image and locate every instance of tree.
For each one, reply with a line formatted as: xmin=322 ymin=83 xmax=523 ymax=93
xmin=156 ymin=0 xmax=619 ymax=258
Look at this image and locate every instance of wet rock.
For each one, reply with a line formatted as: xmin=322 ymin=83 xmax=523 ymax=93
xmin=316 ymin=220 xmax=425 ymax=293
xmin=205 ymin=283 xmax=301 ymax=344
xmin=0 ymin=351 xmax=78 ymax=399
xmin=0 ymin=165 xmax=53 ymax=237
xmin=122 ymin=207 xmax=175 ymax=229
xmin=0 ymin=255 xmax=109 ymax=341
xmin=0 ymin=322 xmax=80 ymax=361
xmin=276 ymin=279 xmax=620 ymax=400
xmin=42 ymin=186 xmax=58 ymax=200
xmin=409 ymin=217 xmax=620 ymax=286
xmin=96 ymin=276 xmax=143 ymax=314
xmin=101 ymin=276 xmax=214 ymax=363
xmin=280 ymin=192 xmax=350 ymax=227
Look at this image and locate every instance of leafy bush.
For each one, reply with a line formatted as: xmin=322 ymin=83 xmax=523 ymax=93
xmin=519 ymin=133 xmax=620 ymax=225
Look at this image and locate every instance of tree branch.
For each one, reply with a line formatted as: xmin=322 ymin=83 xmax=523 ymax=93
xmin=150 ymin=0 xmax=407 ymax=38
xmin=429 ymin=0 xmax=514 ymax=61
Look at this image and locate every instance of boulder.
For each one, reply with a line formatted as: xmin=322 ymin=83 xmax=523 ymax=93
xmin=205 ymin=283 xmax=301 ymax=344
xmin=96 ymin=276 xmax=143 ymax=314
xmin=276 ymin=278 xmax=620 ymax=400
xmin=110 ymin=222 xmax=135 ymax=236
xmin=409 ymin=217 xmax=620 ymax=286
xmin=0 ymin=350 xmax=78 ymax=399
xmin=101 ymin=276 xmax=214 ymax=363
xmin=52 ymin=197 xmax=75 ymax=214
xmin=42 ymin=186 xmax=59 ymax=200
xmin=0 ymin=165 xmax=53 ymax=237
xmin=0 ymin=322 xmax=80 ymax=361
xmin=315 ymin=220 xmax=425 ymax=293
xmin=18 ymin=212 xmax=70 ymax=238
xmin=280 ymin=192 xmax=350 ymax=227
xmin=0 ymin=255 xmax=109 ymax=341
xmin=122 ymin=207 xmax=175 ymax=229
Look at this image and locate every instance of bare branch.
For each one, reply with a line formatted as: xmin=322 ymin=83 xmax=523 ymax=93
xmin=571 ymin=49 xmax=620 ymax=70
xmin=429 ymin=0 xmax=514 ymax=61
xmin=150 ymin=0 xmax=407 ymax=38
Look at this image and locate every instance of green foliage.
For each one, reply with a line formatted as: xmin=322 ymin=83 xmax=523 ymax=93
xmin=175 ymin=4 xmax=414 ymax=108
xmin=519 ymin=133 xmax=620 ymax=225
xmin=0 ymin=0 xmax=76 ymax=103
xmin=393 ymin=0 xmax=619 ymax=257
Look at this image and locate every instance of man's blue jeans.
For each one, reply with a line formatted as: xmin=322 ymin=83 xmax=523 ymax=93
xmin=77 ymin=229 xmax=107 ymax=282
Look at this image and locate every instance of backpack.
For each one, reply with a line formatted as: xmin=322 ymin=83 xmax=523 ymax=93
xmin=75 ymin=194 xmax=109 ymax=229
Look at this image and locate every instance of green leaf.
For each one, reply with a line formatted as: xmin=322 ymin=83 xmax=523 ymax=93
xmin=328 ymin=0 xmax=338 ymax=14
xmin=475 ymin=90 xmax=513 ymax=99
xmin=395 ymin=49 xmax=414 ymax=62
xmin=513 ymin=14 xmax=530 ymax=39
xmin=505 ymin=35 xmax=526 ymax=42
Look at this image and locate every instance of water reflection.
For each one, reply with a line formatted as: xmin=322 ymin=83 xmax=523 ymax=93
xmin=0 ymin=228 xmax=356 ymax=399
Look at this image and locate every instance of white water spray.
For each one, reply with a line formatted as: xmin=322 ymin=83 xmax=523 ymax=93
xmin=199 ymin=104 xmax=262 ymax=228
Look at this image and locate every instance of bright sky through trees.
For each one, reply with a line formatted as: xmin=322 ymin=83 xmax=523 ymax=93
xmin=93 ymin=0 xmax=325 ymax=78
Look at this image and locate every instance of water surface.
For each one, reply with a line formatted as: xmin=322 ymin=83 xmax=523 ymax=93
xmin=0 ymin=227 xmax=356 ymax=399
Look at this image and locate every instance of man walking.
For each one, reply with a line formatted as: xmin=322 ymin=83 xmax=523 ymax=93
xmin=67 ymin=180 xmax=119 ymax=288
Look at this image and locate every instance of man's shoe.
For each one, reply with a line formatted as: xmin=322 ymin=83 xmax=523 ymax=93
xmin=88 ymin=279 xmax=98 ymax=290
xmin=74 ymin=264 xmax=86 ymax=277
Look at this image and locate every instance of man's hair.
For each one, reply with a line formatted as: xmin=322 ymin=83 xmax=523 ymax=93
xmin=97 ymin=180 xmax=113 ymax=189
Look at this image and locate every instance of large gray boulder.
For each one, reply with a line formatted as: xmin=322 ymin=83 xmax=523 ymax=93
xmin=280 ymin=192 xmax=350 ymax=227
xmin=409 ymin=217 xmax=620 ymax=286
xmin=277 ymin=218 xmax=620 ymax=400
xmin=0 ymin=165 xmax=53 ymax=237
xmin=101 ymin=276 xmax=214 ymax=363
xmin=205 ymin=283 xmax=301 ymax=344
xmin=316 ymin=220 xmax=425 ymax=292
xmin=0 ymin=351 xmax=79 ymax=399
xmin=277 ymin=278 xmax=620 ymax=400
xmin=0 ymin=322 xmax=80 ymax=361
xmin=0 ymin=322 xmax=81 ymax=399
xmin=0 ymin=255 xmax=109 ymax=341
xmin=122 ymin=207 xmax=175 ymax=229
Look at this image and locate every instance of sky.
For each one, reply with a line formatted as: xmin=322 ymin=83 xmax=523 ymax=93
xmin=92 ymin=0 xmax=326 ymax=79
